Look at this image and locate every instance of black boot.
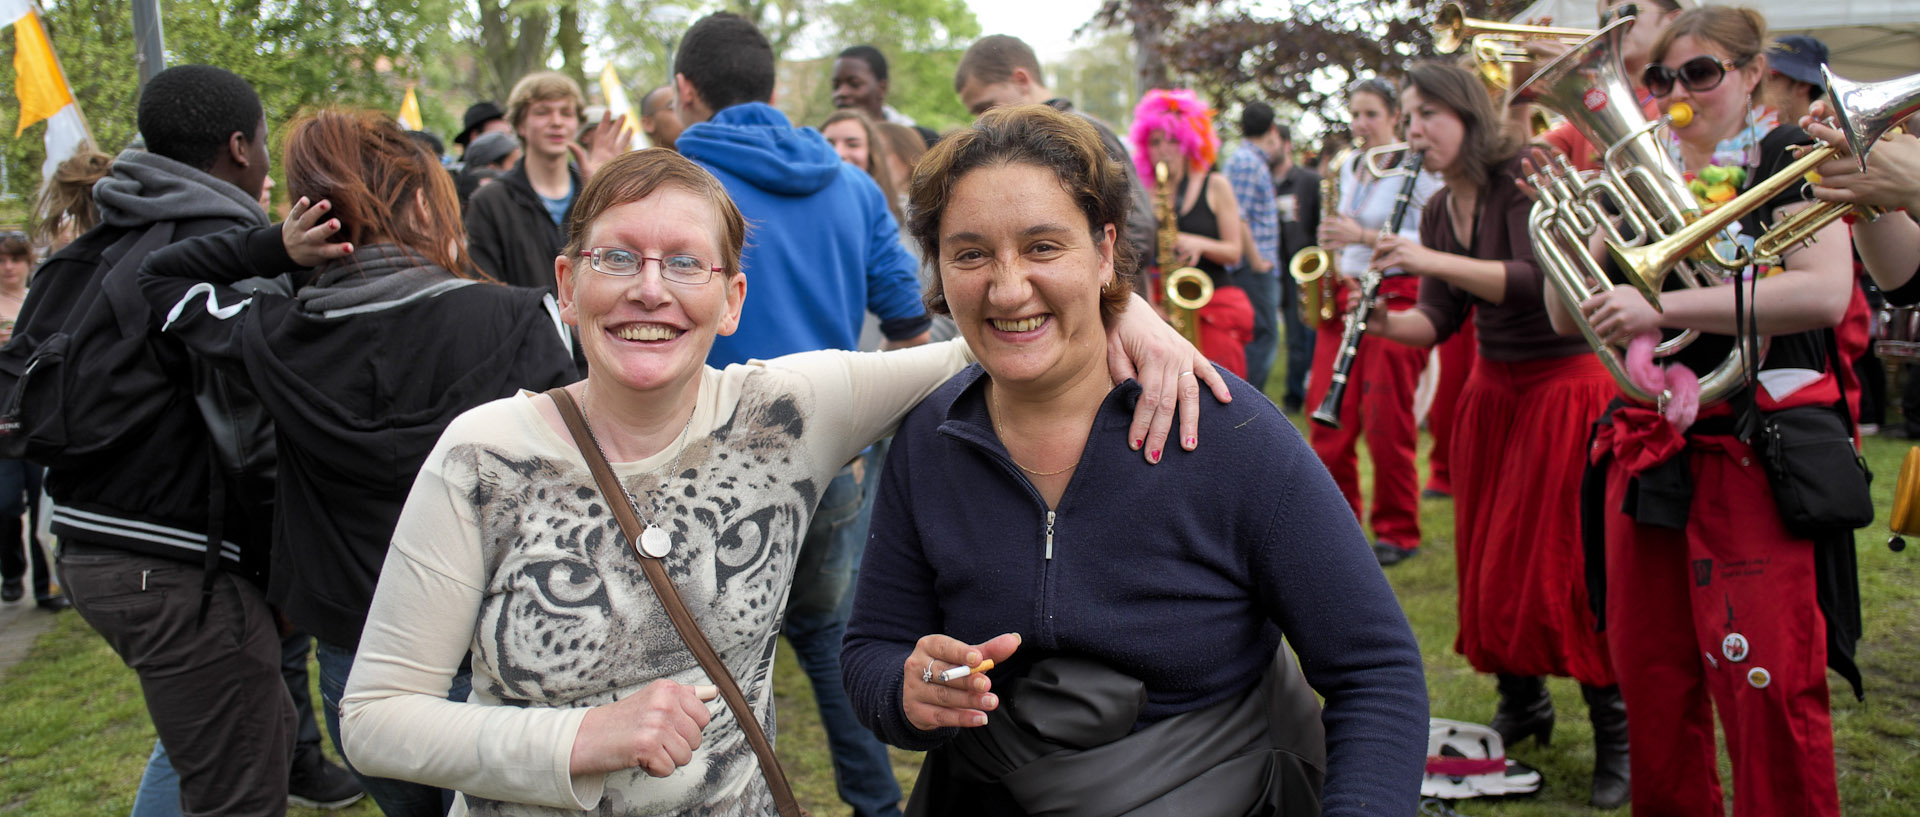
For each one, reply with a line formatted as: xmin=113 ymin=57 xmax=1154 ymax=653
xmin=1582 ymin=684 xmax=1630 ymax=809
xmin=1490 ymin=674 xmax=1554 ymax=748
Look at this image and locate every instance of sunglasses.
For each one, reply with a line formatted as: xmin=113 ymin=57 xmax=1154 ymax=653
xmin=1643 ymin=55 xmax=1750 ymax=98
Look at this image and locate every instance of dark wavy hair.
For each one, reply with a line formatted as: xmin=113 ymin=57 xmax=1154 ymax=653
xmin=1403 ymin=61 xmax=1521 ymax=190
xmin=906 ymin=104 xmax=1134 ymax=323
xmin=283 ymin=109 xmax=481 ymax=279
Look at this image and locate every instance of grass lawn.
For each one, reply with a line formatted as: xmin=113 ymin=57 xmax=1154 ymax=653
xmin=2 ymin=377 xmax=1916 ymax=816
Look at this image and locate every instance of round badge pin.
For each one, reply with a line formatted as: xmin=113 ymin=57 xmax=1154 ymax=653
xmin=1721 ymin=633 xmax=1750 ymax=663
xmin=1747 ymin=667 xmax=1771 ymax=689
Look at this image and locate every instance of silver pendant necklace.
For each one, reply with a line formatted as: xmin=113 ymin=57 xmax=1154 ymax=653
xmin=578 ymin=390 xmax=695 ymax=559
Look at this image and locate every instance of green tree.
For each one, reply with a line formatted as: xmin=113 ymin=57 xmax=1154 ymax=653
xmin=787 ymin=0 xmax=980 ymax=133
xmin=2 ymin=0 xmax=456 ymax=210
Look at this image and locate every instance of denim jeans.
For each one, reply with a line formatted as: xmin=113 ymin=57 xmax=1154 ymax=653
xmin=1277 ymin=274 xmax=1317 ymax=409
xmin=783 ymin=444 xmax=903 ymax=817
xmin=1241 ymin=272 xmax=1283 ymax=394
xmin=315 ymin=638 xmax=470 ymax=817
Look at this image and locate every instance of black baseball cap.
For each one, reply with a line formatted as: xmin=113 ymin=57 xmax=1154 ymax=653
xmin=1767 ymin=35 xmax=1831 ymax=89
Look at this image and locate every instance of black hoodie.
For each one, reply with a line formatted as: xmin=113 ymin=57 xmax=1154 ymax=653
xmin=463 ymin=160 xmax=579 ymax=293
xmin=139 ymin=226 xmax=578 ymax=647
xmin=8 ymin=151 xmax=275 ymax=581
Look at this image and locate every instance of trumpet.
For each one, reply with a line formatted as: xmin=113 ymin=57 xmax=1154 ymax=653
xmin=1823 ymin=65 xmax=1920 ymax=171
xmin=1433 ymin=1 xmax=1593 ymax=92
xmin=1155 ymin=162 xmax=1213 ymax=348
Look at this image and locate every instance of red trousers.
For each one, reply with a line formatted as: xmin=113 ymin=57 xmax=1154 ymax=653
xmin=1305 ymin=277 xmax=1425 ymax=549
xmin=1424 ymin=318 xmax=1477 ymax=495
xmin=1452 ymin=354 xmax=1614 ymax=683
xmin=1600 ymin=420 xmax=1840 ymax=817
xmin=1197 ymin=285 xmax=1254 ymax=379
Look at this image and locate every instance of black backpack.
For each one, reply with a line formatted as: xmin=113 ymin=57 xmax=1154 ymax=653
xmin=0 ymin=221 xmax=180 ymax=468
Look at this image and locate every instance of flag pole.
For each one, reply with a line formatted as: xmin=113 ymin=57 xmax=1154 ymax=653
xmin=130 ymin=0 xmax=165 ymax=88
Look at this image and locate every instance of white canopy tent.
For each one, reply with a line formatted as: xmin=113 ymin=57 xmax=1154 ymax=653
xmin=1515 ymin=0 xmax=1920 ymax=80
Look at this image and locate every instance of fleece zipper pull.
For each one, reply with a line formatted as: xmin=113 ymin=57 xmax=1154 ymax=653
xmin=1044 ymin=510 xmax=1055 ymax=560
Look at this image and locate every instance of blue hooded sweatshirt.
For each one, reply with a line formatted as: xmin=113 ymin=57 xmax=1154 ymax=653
xmin=677 ymin=102 xmax=929 ymax=366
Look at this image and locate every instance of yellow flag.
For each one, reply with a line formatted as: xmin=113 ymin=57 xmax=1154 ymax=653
xmin=11 ymin=10 xmax=72 ymax=137
xmin=398 ymin=85 xmax=424 ymax=131
xmin=599 ymin=64 xmax=639 ymax=149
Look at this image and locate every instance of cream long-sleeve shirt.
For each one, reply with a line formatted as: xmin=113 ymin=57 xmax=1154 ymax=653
xmin=341 ymin=341 xmax=970 ymax=816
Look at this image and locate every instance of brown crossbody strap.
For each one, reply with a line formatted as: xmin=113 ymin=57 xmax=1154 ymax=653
xmin=547 ymin=388 xmax=808 ymax=817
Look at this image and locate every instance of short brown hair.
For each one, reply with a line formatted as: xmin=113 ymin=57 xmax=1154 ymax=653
xmin=1650 ymin=6 xmax=1770 ymax=104
xmin=284 ymin=109 xmax=480 ymax=280
xmin=954 ymin=35 xmax=1044 ymax=93
xmin=907 ymin=104 xmax=1134 ymax=323
xmin=1404 ymin=61 xmax=1521 ymax=189
xmin=1 ymin=230 xmax=31 ymax=262
xmin=507 ymin=72 xmax=586 ymax=130
xmin=563 ymin=148 xmax=747 ymax=278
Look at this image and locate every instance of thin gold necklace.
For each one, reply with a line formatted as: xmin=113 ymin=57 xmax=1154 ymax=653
xmin=986 ymin=382 xmax=1105 ymax=477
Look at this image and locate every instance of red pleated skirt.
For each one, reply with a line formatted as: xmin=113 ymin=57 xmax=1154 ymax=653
xmin=1451 ymin=352 xmax=1616 ymax=685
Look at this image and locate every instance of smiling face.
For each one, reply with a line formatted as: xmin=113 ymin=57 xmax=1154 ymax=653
xmin=519 ymin=97 xmax=580 ymax=161
xmin=1656 ymin=34 xmax=1763 ymax=152
xmin=830 ymin=58 xmax=886 ymax=117
xmin=1402 ymin=85 xmax=1465 ymax=175
xmin=822 ymin=119 xmax=871 ymax=171
xmin=938 ymin=162 xmax=1115 ymax=393
xmin=556 ymin=188 xmax=747 ymax=399
xmin=1348 ymin=90 xmax=1396 ymax=148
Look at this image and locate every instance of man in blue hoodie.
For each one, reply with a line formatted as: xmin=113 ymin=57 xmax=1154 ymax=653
xmin=672 ymin=13 xmax=929 ymax=817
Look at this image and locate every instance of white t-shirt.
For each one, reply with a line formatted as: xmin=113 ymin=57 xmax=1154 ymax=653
xmin=341 ymin=341 xmax=970 ymax=816
xmin=1335 ymin=155 xmax=1445 ymax=278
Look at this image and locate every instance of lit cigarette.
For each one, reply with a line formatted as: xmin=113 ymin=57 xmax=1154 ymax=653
xmin=938 ymin=659 xmax=994 ymax=682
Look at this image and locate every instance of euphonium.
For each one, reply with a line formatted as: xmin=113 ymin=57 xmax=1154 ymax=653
xmin=1288 ymin=145 xmax=1353 ymax=329
xmin=1155 ymin=162 xmax=1214 ymax=348
xmin=1513 ymin=17 xmax=1759 ymax=409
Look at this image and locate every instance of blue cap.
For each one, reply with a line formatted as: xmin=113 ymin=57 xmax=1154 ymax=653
xmin=1767 ymin=35 xmax=1831 ymax=88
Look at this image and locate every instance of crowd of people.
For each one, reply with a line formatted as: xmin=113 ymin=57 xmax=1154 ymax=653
xmin=1 ymin=3 xmax=1916 ymax=816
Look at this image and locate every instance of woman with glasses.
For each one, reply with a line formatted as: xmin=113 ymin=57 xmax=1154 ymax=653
xmin=327 ymin=145 xmax=1220 ymax=814
xmin=1548 ymin=7 xmax=1855 ymax=815
xmin=135 ymin=109 xmax=581 ymax=817
xmin=1366 ymin=62 xmax=1626 ymax=809
xmin=1307 ymin=78 xmax=1443 ymax=565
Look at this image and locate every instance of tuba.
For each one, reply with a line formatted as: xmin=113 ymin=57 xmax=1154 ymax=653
xmin=1513 ymin=17 xmax=1759 ymax=409
xmin=1155 ymin=162 xmax=1214 ymax=348
xmin=1288 ymin=146 xmax=1353 ymax=329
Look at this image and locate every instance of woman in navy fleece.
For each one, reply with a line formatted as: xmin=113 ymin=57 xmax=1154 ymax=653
xmin=842 ymin=105 xmax=1428 ymax=816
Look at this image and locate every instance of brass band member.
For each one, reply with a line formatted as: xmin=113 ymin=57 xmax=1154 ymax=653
xmin=1547 ymin=8 xmax=1857 ymax=814
xmin=1368 ymin=62 xmax=1627 ymax=808
xmin=1807 ymin=105 xmax=1920 ymax=300
xmin=1130 ymin=89 xmax=1255 ymax=377
xmin=1309 ymin=78 xmax=1443 ymax=565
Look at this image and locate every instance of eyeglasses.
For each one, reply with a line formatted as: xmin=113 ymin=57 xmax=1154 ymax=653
xmin=577 ymin=247 xmax=722 ymax=284
xmin=1643 ymin=55 xmax=1750 ymax=98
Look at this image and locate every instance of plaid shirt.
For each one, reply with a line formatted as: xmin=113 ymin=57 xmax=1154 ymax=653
xmin=1224 ymin=141 xmax=1279 ymax=276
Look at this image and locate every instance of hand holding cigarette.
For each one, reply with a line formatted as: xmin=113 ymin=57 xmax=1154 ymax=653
xmin=901 ymin=632 xmax=1022 ymax=732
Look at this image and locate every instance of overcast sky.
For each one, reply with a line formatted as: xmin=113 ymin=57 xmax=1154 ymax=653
xmin=967 ymin=0 xmax=1107 ymax=64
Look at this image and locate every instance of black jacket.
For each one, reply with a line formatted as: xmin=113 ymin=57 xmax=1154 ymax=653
xmin=139 ymin=226 xmax=579 ymax=647
xmin=463 ymin=160 xmax=579 ymax=293
xmin=4 ymin=151 xmax=275 ymax=582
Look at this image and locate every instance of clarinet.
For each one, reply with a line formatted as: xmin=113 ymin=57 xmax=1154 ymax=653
xmin=1310 ymin=151 xmax=1425 ymax=430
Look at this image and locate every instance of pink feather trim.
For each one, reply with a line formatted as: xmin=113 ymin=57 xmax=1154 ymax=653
xmin=1623 ymin=332 xmax=1699 ymax=432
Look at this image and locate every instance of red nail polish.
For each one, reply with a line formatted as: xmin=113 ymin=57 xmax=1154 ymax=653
xmin=1150 ymin=449 xmax=1161 ymax=462
xmin=1133 ymin=438 xmax=1143 ymax=449
xmin=1185 ymin=437 xmax=1196 ymax=447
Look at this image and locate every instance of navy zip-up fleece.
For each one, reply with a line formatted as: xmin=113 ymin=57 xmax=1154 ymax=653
xmin=844 ymin=366 xmax=1427 ymax=816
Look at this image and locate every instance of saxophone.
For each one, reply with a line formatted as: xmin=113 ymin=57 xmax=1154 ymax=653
xmin=1155 ymin=162 xmax=1214 ymax=349
xmin=1287 ymin=145 xmax=1353 ymax=329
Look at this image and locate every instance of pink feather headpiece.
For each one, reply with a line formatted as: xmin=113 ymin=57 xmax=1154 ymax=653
xmin=1128 ymin=88 xmax=1218 ymax=185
